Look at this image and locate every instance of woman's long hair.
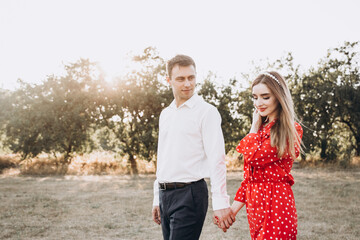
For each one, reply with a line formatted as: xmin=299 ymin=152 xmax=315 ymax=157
xmin=252 ymin=71 xmax=303 ymax=159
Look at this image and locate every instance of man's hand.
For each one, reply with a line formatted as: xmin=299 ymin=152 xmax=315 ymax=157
xmin=152 ymin=206 xmax=161 ymax=225
xmin=213 ymin=207 xmax=236 ymax=232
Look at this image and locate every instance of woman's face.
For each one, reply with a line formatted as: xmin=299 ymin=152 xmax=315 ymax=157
xmin=252 ymin=83 xmax=279 ymax=121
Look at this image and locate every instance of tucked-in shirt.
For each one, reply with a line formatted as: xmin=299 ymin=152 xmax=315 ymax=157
xmin=153 ymin=94 xmax=230 ymax=210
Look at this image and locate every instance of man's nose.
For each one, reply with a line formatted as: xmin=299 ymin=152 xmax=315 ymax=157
xmin=184 ymin=79 xmax=191 ymax=87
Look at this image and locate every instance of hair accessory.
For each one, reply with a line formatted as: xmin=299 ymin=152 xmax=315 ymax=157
xmin=262 ymin=72 xmax=281 ymax=86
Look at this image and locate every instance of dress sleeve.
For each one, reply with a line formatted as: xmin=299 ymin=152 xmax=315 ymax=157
xmin=236 ymin=133 xmax=261 ymax=157
xmin=247 ymin=123 xmax=304 ymax=166
xmin=234 ymin=179 xmax=248 ymax=203
xmin=235 ymin=135 xmax=257 ymax=203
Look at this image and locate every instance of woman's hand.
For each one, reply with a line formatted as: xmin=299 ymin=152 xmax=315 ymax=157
xmin=250 ymin=109 xmax=262 ymax=133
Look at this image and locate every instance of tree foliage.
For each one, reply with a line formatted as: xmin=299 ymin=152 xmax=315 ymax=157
xmin=1 ymin=42 xmax=359 ymax=173
xmin=104 ymin=47 xmax=172 ymax=174
xmin=4 ymin=59 xmax=103 ymax=161
xmin=198 ymin=73 xmax=248 ymax=153
xmin=327 ymin=42 xmax=360 ymax=156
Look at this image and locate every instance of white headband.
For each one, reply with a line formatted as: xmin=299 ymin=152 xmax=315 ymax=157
xmin=262 ymin=72 xmax=281 ymax=86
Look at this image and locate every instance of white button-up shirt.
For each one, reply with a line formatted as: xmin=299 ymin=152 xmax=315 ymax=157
xmin=153 ymin=94 xmax=230 ymax=210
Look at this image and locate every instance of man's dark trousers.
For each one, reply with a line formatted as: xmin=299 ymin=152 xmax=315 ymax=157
xmin=159 ymin=179 xmax=208 ymax=240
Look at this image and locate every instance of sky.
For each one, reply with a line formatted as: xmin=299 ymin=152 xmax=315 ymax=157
xmin=1 ymin=0 xmax=360 ymax=90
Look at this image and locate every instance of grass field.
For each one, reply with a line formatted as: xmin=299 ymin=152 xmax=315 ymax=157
xmin=0 ymin=167 xmax=359 ymax=240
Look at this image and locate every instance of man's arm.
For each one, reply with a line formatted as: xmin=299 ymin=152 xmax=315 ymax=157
xmin=201 ymin=107 xmax=234 ymax=231
xmin=152 ymin=179 xmax=161 ymax=225
xmin=152 ymin=206 xmax=161 ymax=225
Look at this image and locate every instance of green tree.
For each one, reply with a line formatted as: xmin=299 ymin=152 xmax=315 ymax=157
xmin=198 ymin=73 xmax=247 ymax=153
xmin=4 ymin=81 xmax=47 ymax=159
xmin=280 ymin=42 xmax=360 ymax=162
xmin=301 ymin=71 xmax=338 ymax=161
xmin=274 ymin=53 xmax=325 ymax=161
xmin=4 ymin=59 xmax=103 ymax=161
xmin=42 ymin=59 xmax=104 ymax=161
xmin=0 ymin=88 xmax=13 ymax=152
xmin=0 ymin=88 xmax=10 ymax=131
xmin=106 ymin=47 xmax=172 ymax=174
xmin=326 ymin=41 xmax=360 ymax=156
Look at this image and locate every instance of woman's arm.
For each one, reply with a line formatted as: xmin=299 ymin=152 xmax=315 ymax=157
xmin=231 ymin=201 xmax=245 ymax=216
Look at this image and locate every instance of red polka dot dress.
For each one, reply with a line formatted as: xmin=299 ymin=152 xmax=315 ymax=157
xmin=235 ymin=119 xmax=303 ymax=240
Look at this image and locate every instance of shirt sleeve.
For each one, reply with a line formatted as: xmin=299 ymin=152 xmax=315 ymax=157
xmin=153 ymin=111 xmax=164 ymax=207
xmin=202 ymin=107 xmax=230 ymax=210
xmin=153 ymin=179 xmax=159 ymax=206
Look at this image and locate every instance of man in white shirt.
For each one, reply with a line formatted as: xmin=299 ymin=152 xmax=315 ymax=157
xmin=152 ymin=55 xmax=235 ymax=239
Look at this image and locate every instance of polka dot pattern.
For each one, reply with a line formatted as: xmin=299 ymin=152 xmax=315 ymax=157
xmin=234 ymin=120 xmax=303 ymax=240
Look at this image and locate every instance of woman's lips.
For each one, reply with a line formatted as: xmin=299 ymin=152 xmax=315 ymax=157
xmin=258 ymin=108 xmax=266 ymax=112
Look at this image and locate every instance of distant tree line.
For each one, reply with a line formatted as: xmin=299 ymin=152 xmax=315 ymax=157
xmin=0 ymin=42 xmax=359 ymax=173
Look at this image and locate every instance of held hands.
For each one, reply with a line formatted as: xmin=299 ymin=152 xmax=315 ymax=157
xmin=212 ymin=207 xmax=236 ymax=232
xmin=152 ymin=206 xmax=161 ymax=225
xmin=213 ymin=202 xmax=245 ymax=232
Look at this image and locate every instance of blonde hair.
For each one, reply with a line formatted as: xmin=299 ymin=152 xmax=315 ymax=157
xmin=252 ymin=71 xmax=303 ymax=159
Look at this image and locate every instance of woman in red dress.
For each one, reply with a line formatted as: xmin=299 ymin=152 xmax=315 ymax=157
xmin=230 ymin=71 xmax=303 ymax=239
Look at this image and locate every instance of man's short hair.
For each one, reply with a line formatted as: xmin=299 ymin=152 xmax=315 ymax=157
xmin=166 ymin=55 xmax=196 ymax=78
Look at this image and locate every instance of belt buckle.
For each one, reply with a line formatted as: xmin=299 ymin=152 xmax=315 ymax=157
xmin=160 ymin=183 xmax=166 ymax=191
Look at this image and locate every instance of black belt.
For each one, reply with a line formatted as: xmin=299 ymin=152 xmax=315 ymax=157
xmin=159 ymin=179 xmax=204 ymax=191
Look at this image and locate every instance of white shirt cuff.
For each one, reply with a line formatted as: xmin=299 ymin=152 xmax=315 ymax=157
xmin=212 ymin=194 xmax=230 ymax=211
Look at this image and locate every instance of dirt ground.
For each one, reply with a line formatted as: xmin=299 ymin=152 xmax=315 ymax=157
xmin=0 ymin=167 xmax=359 ymax=240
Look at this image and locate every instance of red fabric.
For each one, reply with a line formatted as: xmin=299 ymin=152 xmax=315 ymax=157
xmin=235 ymin=119 xmax=303 ymax=240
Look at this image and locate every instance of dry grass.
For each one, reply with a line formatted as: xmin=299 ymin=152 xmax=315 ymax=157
xmin=1 ymin=152 xmax=156 ymax=176
xmin=3 ymin=152 xmax=359 ymax=177
xmin=0 ymin=152 xmax=243 ymax=176
xmin=351 ymin=156 xmax=360 ymax=166
xmin=0 ymin=167 xmax=359 ymax=239
xmin=0 ymin=154 xmax=20 ymax=174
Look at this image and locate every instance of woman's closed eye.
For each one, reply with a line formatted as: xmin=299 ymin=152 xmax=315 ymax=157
xmin=252 ymin=97 xmax=270 ymax=100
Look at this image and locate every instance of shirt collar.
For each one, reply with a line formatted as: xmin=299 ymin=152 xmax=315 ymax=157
xmin=169 ymin=94 xmax=200 ymax=109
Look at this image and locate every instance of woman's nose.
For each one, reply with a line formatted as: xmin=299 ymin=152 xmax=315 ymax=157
xmin=254 ymin=99 xmax=262 ymax=107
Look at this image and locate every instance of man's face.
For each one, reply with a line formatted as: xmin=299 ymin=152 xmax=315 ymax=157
xmin=167 ymin=64 xmax=196 ymax=106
